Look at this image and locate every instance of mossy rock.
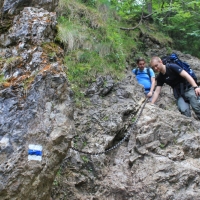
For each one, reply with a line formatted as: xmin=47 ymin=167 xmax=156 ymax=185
xmin=0 ymin=15 xmax=14 ymax=34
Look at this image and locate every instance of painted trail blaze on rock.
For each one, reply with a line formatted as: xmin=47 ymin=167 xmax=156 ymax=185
xmin=28 ymin=144 xmax=42 ymax=161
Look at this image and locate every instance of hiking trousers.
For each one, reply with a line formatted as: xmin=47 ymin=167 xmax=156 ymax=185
xmin=177 ymin=87 xmax=200 ymax=119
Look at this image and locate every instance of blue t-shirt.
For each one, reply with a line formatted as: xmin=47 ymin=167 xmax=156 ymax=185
xmin=132 ymin=67 xmax=155 ymax=92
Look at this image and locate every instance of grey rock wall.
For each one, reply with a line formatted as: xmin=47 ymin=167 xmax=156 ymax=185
xmin=0 ymin=7 xmax=57 ymax=47
xmin=1 ymin=0 xmax=200 ymax=199
xmin=2 ymin=0 xmax=58 ymax=14
xmin=0 ymin=0 xmax=58 ymax=35
xmin=0 ymin=71 xmax=74 ymax=200
xmin=0 ymin=1 xmax=75 ymax=200
xmin=51 ymin=70 xmax=200 ymax=200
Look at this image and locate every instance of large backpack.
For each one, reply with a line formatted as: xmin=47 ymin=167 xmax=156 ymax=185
xmin=161 ymin=53 xmax=197 ymax=83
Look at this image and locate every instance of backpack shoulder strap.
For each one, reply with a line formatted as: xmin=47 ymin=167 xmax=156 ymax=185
xmin=166 ymin=63 xmax=174 ymax=71
xmin=166 ymin=63 xmax=177 ymax=74
xmin=147 ymin=67 xmax=151 ymax=78
xmin=135 ymin=67 xmax=151 ymax=78
xmin=135 ymin=68 xmax=138 ymax=75
xmin=166 ymin=63 xmax=170 ymax=67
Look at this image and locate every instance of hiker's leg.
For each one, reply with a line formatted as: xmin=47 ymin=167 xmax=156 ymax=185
xmin=176 ymin=96 xmax=191 ymax=117
xmin=185 ymin=88 xmax=200 ymax=119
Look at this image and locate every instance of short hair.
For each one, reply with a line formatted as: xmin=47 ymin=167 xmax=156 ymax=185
xmin=150 ymin=56 xmax=161 ymax=64
xmin=136 ymin=57 xmax=145 ymax=64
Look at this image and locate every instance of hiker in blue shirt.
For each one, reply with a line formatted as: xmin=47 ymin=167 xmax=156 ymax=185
xmin=132 ymin=57 xmax=156 ymax=99
xmin=150 ymin=56 xmax=200 ymax=119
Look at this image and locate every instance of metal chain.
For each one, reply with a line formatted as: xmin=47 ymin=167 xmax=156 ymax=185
xmin=70 ymin=97 xmax=148 ymax=155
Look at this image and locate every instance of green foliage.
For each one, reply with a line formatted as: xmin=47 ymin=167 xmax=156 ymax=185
xmin=56 ymin=18 xmax=87 ymax=51
xmin=78 ymin=0 xmax=111 ymax=8
xmin=5 ymin=56 xmax=20 ymax=64
xmin=57 ymin=0 xmax=141 ymax=106
xmin=159 ymin=143 xmax=165 ymax=149
xmin=83 ymin=141 xmax=87 ymax=147
xmin=110 ymin=0 xmax=143 ymax=20
xmin=0 ymin=74 xmax=5 ymax=85
xmin=81 ymin=155 xmax=89 ymax=163
xmin=109 ymin=0 xmax=200 ymax=58
xmin=79 ymin=0 xmax=96 ymax=7
xmin=65 ymin=50 xmax=101 ymax=86
xmin=53 ymin=168 xmax=61 ymax=186
xmin=22 ymin=75 xmax=35 ymax=91
xmin=151 ymin=0 xmax=200 ymax=57
xmin=103 ymin=115 xmax=109 ymax=121
xmin=70 ymin=83 xmax=90 ymax=108
xmin=131 ymin=117 xmax=136 ymax=122
xmin=42 ymin=42 xmax=61 ymax=54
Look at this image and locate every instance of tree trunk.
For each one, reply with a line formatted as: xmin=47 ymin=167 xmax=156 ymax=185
xmin=146 ymin=0 xmax=152 ymax=14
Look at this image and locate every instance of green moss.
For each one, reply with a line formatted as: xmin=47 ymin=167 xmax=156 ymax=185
xmin=5 ymin=57 xmax=20 ymax=64
xmin=139 ymin=24 xmax=173 ymax=46
xmin=0 ymin=57 xmax=4 ymax=70
xmin=23 ymin=76 xmax=35 ymax=90
xmin=159 ymin=143 xmax=166 ymax=149
xmin=81 ymin=155 xmax=89 ymax=163
xmin=0 ymin=74 xmax=5 ymax=85
xmin=0 ymin=16 xmax=13 ymax=34
xmin=103 ymin=116 xmax=109 ymax=121
xmin=131 ymin=117 xmax=136 ymax=122
xmin=42 ymin=42 xmax=62 ymax=55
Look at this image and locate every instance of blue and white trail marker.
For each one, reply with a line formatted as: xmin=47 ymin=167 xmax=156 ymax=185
xmin=28 ymin=144 xmax=43 ymax=161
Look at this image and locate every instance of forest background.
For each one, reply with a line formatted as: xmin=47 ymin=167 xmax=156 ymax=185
xmin=56 ymin=0 xmax=200 ymax=105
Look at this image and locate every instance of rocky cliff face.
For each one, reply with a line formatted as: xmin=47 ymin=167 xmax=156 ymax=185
xmin=1 ymin=1 xmax=200 ymax=200
xmin=0 ymin=1 xmax=75 ymax=200
xmin=51 ymin=69 xmax=200 ymax=200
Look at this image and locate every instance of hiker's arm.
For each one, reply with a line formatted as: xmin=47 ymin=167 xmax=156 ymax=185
xmin=151 ymin=86 xmax=162 ymax=103
xmin=147 ymin=77 xmax=156 ymax=97
xmin=180 ymin=70 xmax=200 ymax=95
xmin=150 ymin=77 xmax=156 ymax=92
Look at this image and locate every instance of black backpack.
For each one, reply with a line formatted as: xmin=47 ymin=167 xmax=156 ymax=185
xmin=161 ymin=53 xmax=197 ymax=83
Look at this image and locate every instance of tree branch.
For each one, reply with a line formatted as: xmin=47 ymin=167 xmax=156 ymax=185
xmin=120 ymin=11 xmax=156 ymax=30
xmin=120 ymin=19 xmax=142 ymax=30
xmin=142 ymin=11 xmax=156 ymax=19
